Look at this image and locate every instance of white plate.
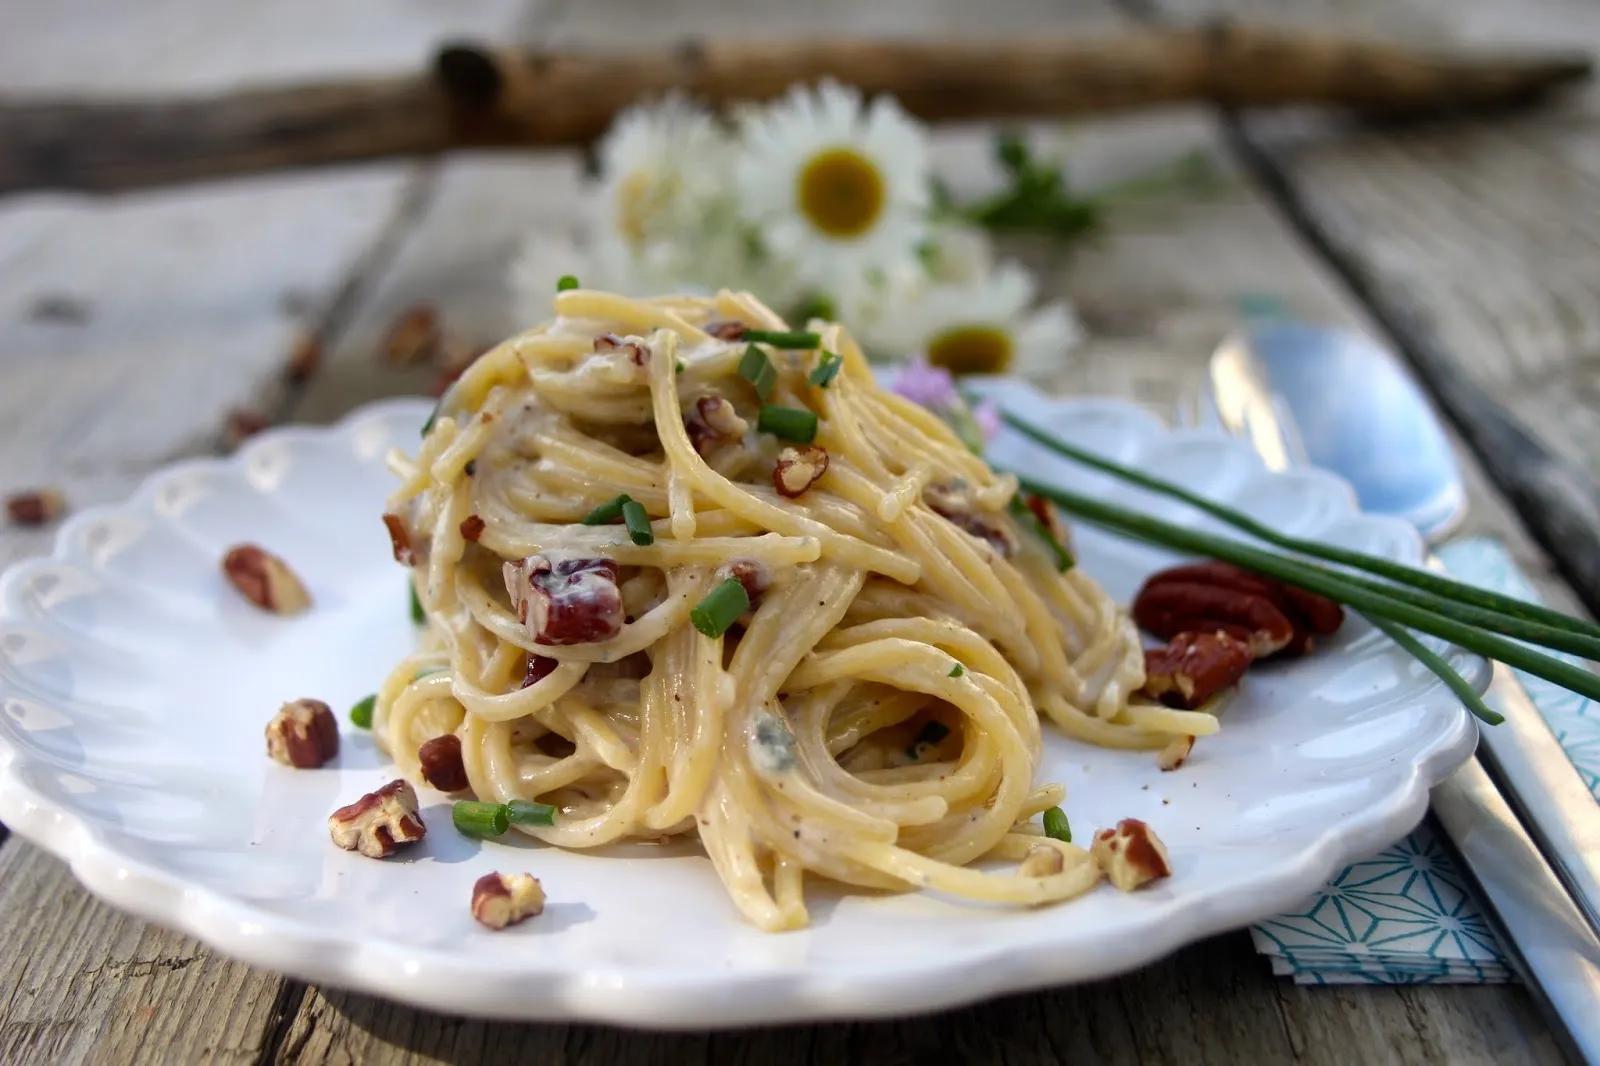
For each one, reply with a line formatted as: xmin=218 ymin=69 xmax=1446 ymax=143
xmin=0 ymin=387 xmax=1484 ymax=1027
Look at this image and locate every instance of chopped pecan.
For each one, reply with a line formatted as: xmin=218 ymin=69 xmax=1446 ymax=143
xmin=594 ymin=332 xmax=650 ymax=366
xmin=328 ymin=779 xmax=426 ymax=858
xmin=471 ymin=871 xmax=546 ymax=930
xmin=704 ymin=320 xmax=748 ymax=341
xmin=224 ymin=408 xmax=269 ymax=449
xmin=1135 ymin=561 xmax=1343 ymax=657
xmin=222 ymin=544 xmax=312 ymax=614
xmin=1131 ymin=578 xmax=1295 ymax=658
xmin=503 ymin=555 xmax=624 ymax=645
xmin=716 ymin=559 xmax=769 ymax=610
xmin=382 ymin=513 xmax=416 ymax=566
xmin=1156 ymin=734 xmax=1195 ymax=772
xmin=6 ymin=488 xmax=66 ymax=527
xmin=419 ymin=734 xmax=469 ymax=791
xmin=686 ymin=394 xmax=749 ymax=454
xmin=459 ymin=514 xmax=486 ymax=542
xmin=925 ymin=481 xmax=1015 ymax=557
xmin=380 ymin=303 xmax=441 ymax=365
xmin=523 ymin=654 xmax=559 ymax=688
xmin=1141 ymin=631 xmax=1253 ymax=709
xmin=1091 ymin=818 xmax=1171 ymax=891
xmin=265 ymin=698 xmax=339 ymax=768
xmin=1019 ymin=843 xmax=1065 ymax=878
xmin=285 ymin=332 xmax=322 ymax=383
xmin=773 ymin=444 xmax=829 ymax=497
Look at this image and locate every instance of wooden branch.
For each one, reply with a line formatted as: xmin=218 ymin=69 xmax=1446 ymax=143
xmin=0 ymin=23 xmax=1588 ymax=193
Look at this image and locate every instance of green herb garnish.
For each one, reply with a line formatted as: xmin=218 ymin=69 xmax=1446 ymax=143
xmin=743 ymin=329 xmax=821 ymax=349
xmin=691 ymin=578 xmax=751 ymax=638
xmin=556 ymin=274 xmax=580 ymax=292
xmin=507 ymin=799 xmax=557 ymax=826
xmin=757 ymin=404 xmax=818 ymax=444
xmin=905 ymin=720 xmax=951 ymax=760
xmin=349 ymin=694 xmax=375 ymax=729
xmin=948 ymin=663 xmax=965 ymax=678
xmin=808 ymin=352 xmax=843 ymax=388
xmin=1008 ymin=497 xmax=1075 ymax=572
xmin=452 ymin=800 xmax=509 ymax=838
xmin=582 ymin=493 xmax=631 ymax=525
xmin=1043 ymin=806 xmax=1071 ymax=843
xmin=410 ymin=582 xmax=425 ymax=624
xmin=621 ymin=498 xmax=654 ymax=546
xmin=738 ymin=344 xmax=778 ymax=400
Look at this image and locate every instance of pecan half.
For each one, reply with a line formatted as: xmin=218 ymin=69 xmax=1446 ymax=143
xmin=459 ymin=514 xmax=486 ymax=542
xmin=6 ymin=488 xmax=66 ymax=527
xmin=1156 ymin=734 xmax=1195 ymax=772
xmin=380 ymin=303 xmax=441 ymax=365
xmin=222 ymin=544 xmax=312 ymax=614
xmin=523 ymin=654 xmax=559 ymax=688
xmin=1135 ymin=561 xmax=1343 ymax=657
xmin=686 ymin=394 xmax=749 ymax=454
xmin=419 ymin=734 xmax=469 ymax=792
xmin=328 ymin=780 xmax=426 ymax=858
xmin=703 ymin=320 xmax=748 ymax=341
xmin=503 ymin=555 xmax=624 ymax=645
xmin=1019 ymin=843 xmax=1065 ymax=878
xmin=773 ymin=444 xmax=829 ymax=497
xmin=1141 ymin=630 xmax=1253 ymax=709
xmin=382 ymin=513 xmax=416 ymax=566
xmin=1131 ymin=579 xmax=1294 ymax=658
xmin=594 ymin=332 xmax=650 ymax=366
xmin=717 ymin=559 xmax=769 ymax=610
xmin=265 ymin=698 xmax=339 ymax=768
xmin=1091 ymin=818 xmax=1172 ymax=891
xmin=471 ymin=871 xmax=546 ymax=930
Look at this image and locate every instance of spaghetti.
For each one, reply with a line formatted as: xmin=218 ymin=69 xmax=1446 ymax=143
xmin=377 ymin=288 xmax=1204 ymax=930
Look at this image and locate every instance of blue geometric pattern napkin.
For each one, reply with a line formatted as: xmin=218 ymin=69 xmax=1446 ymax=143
xmin=1251 ymin=537 xmax=1596 ymax=984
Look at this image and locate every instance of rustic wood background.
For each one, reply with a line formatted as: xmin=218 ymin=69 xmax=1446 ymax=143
xmin=1 ymin=0 xmax=1595 ymax=1061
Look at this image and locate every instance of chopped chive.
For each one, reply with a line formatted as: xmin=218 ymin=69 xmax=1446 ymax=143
xmin=757 ymin=404 xmax=818 ymax=443
xmin=621 ymin=498 xmax=654 ymax=546
xmin=582 ymin=493 xmax=631 ymax=525
xmin=349 ymin=694 xmax=375 ymax=729
xmin=691 ymin=577 xmax=750 ymax=638
xmin=507 ymin=799 xmax=557 ymax=826
xmin=743 ymin=329 xmax=821 ymax=349
xmin=452 ymin=800 xmax=509 ymax=837
xmin=738 ymin=344 xmax=778 ymax=400
xmin=808 ymin=352 xmax=843 ymax=388
xmin=556 ymin=274 xmax=580 ymax=292
xmin=1008 ymin=497 xmax=1075 ymax=572
xmin=948 ymin=662 xmax=965 ymax=678
xmin=1364 ymin=614 xmax=1503 ymax=726
xmin=410 ymin=582 xmax=425 ymax=624
xmin=676 ymin=360 xmax=686 ymax=373
xmin=421 ymin=400 xmax=441 ymax=438
xmin=1043 ymin=806 xmax=1071 ymax=843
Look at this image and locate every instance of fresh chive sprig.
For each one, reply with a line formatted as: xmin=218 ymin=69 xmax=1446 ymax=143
xmin=808 ymin=352 xmax=843 ymax=388
xmin=1008 ymin=497 xmax=1075 ymax=572
xmin=582 ymin=493 xmax=631 ymax=525
xmin=743 ymin=329 xmax=821 ymax=349
xmin=691 ymin=578 xmax=750 ymax=638
xmin=758 ymin=404 xmax=818 ymax=443
xmin=349 ymin=694 xmax=375 ymax=729
xmin=621 ymin=498 xmax=654 ymax=546
xmin=997 ymin=406 xmax=1600 ymax=646
xmin=1363 ymin=614 xmax=1503 ymax=725
xmin=452 ymin=800 xmax=509 ymax=837
xmin=738 ymin=344 xmax=778 ymax=400
xmin=507 ymin=799 xmax=556 ymax=826
xmin=1043 ymin=806 xmax=1072 ymax=843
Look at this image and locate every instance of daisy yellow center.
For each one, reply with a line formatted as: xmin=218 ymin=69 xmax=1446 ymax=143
xmin=925 ymin=325 xmax=1014 ymax=375
xmin=797 ymin=148 xmax=886 ymax=238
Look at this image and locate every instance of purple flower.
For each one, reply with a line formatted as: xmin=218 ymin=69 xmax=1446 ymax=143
xmin=889 ymin=359 xmax=958 ymax=411
xmin=973 ymin=399 xmax=1001 ymax=442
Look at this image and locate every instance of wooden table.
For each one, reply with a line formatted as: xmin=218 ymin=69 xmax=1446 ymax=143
xmin=1 ymin=0 xmax=1595 ymax=1062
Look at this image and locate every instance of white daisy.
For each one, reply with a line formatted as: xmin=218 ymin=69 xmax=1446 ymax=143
xmin=734 ymin=81 xmax=929 ymax=289
xmin=867 ymin=263 xmax=1084 ymax=378
xmin=920 ymin=223 xmax=994 ymax=286
xmin=596 ymin=95 xmax=731 ymax=251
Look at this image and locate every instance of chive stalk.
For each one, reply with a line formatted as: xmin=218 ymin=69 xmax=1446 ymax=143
xmin=808 ymin=352 xmax=843 ymax=388
xmin=1020 ymin=475 xmax=1600 ymax=705
xmin=349 ymin=694 xmax=375 ymax=729
xmin=556 ymin=274 xmax=580 ymax=291
xmin=757 ymin=404 xmax=818 ymax=443
xmin=621 ymin=498 xmax=654 ymax=546
xmin=948 ymin=663 xmax=965 ymax=678
xmin=1008 ymin=497 xmax=1075 ymax=572
xmin=452 ymin=800 xmax=510 ymax=837
xmin=507 ymin=800 xmax=557 ymax=826
xmin=1363 ymin=615 xmax=1503 ymax=725
xmin=743 ymin=329 xmax=821 ymax=349
xmin=582 ymin=493 xmax=630 ymax=525
xmin=738 ymin=344 xmax=778 ymax=400
xmin=1043 ymin=806 xmax=1072 ymax=843
xmin=409 ymin=582 xmax=425 ymax=624
xmin=996 ymin=407 xmax=1600 ymax=645
xmin=691 ymin=578 xmax=750 ymax=638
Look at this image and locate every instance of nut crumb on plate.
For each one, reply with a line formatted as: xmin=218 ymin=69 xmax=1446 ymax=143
xmin=472 ymin=872 xmax=546 ymax=929
xmin=6 ymin=488 xmax=66 ymax=527
xmin=221 ymin=544 xmax=311 ymax=614
xmin=1091 ymin=818 xmax=1172 ymax=892
xmin=328 ymin=780 xmax=426 ymax=858
xmin=265 ymin=699 xmax=338 ymax=768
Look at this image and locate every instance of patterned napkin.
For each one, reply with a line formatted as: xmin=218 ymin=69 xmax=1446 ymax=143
xmin=1251 ymin=537 xmax=1598 ymax=985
